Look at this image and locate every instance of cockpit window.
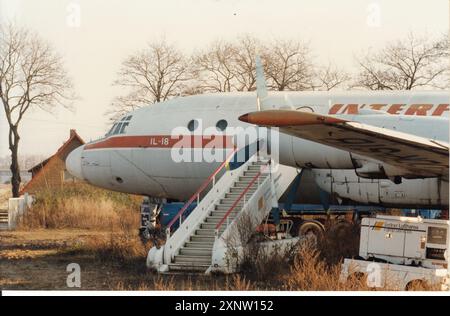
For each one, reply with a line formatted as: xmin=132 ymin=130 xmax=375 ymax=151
xmin=120 ymin=122 xmax=129 ymax=133
xmin=106 ymin=123 xmax=117 ymax=136
xmin=106 ymin=115 xmax=133 ymax=136
xmin=114 ymin=123 xmax=123 ymax=134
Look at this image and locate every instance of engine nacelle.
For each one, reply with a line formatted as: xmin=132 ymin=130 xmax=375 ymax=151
xmin=313 ymin=169 xmax=449 ymax=208
xmin=351 ymin=155 xmax=418 ymax=183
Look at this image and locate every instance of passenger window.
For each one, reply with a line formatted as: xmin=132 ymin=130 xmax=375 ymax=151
xmin=188 ymin=119 xmax=199 ymax=132
xmin=216 ymin=119 xmax=228 ymax=131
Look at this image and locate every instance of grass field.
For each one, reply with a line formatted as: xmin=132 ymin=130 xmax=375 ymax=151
xmin=0 ymin=183 xmax=439 ymax=291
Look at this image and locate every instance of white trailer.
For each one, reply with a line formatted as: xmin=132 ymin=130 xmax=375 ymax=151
xmin=340 ymin=215 xmax=449 ymax=290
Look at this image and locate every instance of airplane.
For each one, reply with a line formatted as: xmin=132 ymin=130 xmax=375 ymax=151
xmin=65 ymin=91 xmax=449 ymax=208
xmin=66 ymin=60 xmax=449 ymax=210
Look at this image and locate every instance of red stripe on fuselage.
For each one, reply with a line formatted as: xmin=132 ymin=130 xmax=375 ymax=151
xmin=84 ymin=135 xmax=234 ymax=150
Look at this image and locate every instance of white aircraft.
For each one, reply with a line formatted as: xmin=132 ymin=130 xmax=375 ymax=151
xmin=66 ymin=87 xmax=449 ymax=209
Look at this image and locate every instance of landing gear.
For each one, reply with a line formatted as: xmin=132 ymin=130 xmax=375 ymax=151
xmin=139 ymin=197 xmax=165 ymax=245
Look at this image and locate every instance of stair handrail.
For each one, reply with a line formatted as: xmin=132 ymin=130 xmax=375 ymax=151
xmin=166 ymin=147 xmax=238 ymax=237
xmin=215 ymin=160 xmax=270 ymax=233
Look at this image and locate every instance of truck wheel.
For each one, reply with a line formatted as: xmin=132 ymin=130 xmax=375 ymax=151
xmin=298 ymin=221 xmax=324 ymax=245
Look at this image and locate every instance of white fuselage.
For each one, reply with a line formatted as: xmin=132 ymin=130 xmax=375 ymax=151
xmin=66 ymin=91 xmax=449 ymax=207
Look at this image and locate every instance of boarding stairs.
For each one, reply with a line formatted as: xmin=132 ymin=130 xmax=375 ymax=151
xmin=147 ymin=150 xmax=298 ymax=273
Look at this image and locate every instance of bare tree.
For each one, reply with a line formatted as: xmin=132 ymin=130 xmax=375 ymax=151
xmin=354 ymin=33 xmax=449 ymax=90
xmin=261 ymin=39 xmax=314 ymax=91
xmin=192 ymin=41 xmax=239 ymax=93
xmin=0 ymin=23 xmax=74 ymax=197
xmin=192 ymin=36 xmax=263 ymax=93
xmin=233 ymin=35 xmax=262 ymax=91
xmin=312 ymin=63 xmax=350 ymax=91
xmin=110 ymin=39 xmax=190 ymax=119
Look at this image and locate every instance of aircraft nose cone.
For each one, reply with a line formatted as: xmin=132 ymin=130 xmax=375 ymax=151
xmin=66 ymin=145 xmax=85 ymax=180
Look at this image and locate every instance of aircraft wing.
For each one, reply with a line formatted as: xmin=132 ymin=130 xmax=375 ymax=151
xmin=239 ymin=110 xmax=449 ymax=179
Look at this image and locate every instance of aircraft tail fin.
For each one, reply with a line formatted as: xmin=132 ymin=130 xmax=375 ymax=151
xmin=255 ymin=56 xmax=268 ymax=111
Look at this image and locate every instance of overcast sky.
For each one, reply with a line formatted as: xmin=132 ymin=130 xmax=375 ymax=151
xmin=0 ymin=0 xmax=448 ymax=157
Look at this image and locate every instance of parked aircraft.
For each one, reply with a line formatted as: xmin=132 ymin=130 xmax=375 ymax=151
xmin=66 ymin=88 xmax=449 ymax=208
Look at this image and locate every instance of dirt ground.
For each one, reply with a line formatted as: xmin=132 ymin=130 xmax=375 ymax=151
xmin=0 ymin=229 xmax=149 ymax=290
xmin=0 ymin=229 xmax=231 ymax=291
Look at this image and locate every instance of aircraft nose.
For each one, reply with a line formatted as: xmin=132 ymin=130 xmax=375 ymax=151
xmin=66 ymin=145 xmax=85 ymax=180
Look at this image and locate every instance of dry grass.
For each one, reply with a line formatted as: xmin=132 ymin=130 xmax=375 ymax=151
xmin=226 ymin=274 xmax=254 ymax=291
xmin=283 ymin=241 xmax=369 ymax=291
xmin=317 ymin=220 xmax=361 ymax=265
xmin=0 ymin=184 xmax=11 ymax=208
xmin=18 ymin=183 xmax=147 ymax=264
xmin=78 ymin=219 xmax=149 ymax=265
xmin=19 ymin=183 xmax=141 ymax=230
xmin=8 ymin=184 xmax=441 ymax=291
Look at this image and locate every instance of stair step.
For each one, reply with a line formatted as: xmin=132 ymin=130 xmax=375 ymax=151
xmin=168 ymin=263 xmax=210 ymax=272
xmin=225 ymin=192 xmax=250 ymax=198
xmin=210 ymin=210 xmax=239 ymax=217
xmin=235 ymin=176 xmax=254 ymax=184
xmin=219 ymin=199 xmax=243 ymax=205
xmin=179 ymin=247 xmax=212 ymax=256
xmin=234 ymin=180 xmax=261 ymax=187
xmin=229 ymin=187 xmax=256 ymax=193
xmin=191 ymin=235 xmax=215 ymax=243
xmin=233 ymin=183 xmax=255 ymax=188
xmin=174 ymin=255 xmax=211 ymax=264
xmin=239 ymin=175 xmax=265 ymax=181
xmin=215 ymin=205 xmax=243 ymax=211
xmin=218 ymin=198 xmax=243 ymax=204
xmin=252 ymin=160 xmax=267 ymax=164
xmin=244 ymin=170 xmax=259 ymax=177
xmin=247 ymin=167 xmax=264 ymax=171
xmin=205 ymin=215 xmax=238 ymax=223
xmin=195 ymin=229 xmax=217 ymax=236
xmin=231 ymin=182 xmax=258 ymax=187
xmin=185 ymin=241 xmax=214 ymax=248
xmin=201 ymin=223 xmax=228 ymax=230
xmin=248 ymin=164 xmax=267 ymax=169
